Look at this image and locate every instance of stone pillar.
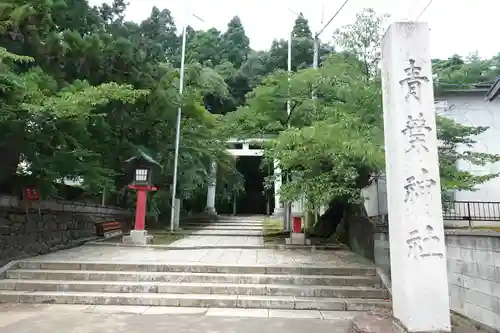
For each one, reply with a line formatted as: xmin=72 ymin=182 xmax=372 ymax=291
xmin=205 ymin=161 xmax=217 ymax=214
xmin=273 ymin=159 xmax=284 ymax=216
xmin=381 ymin=22 xmax=450 ymax=332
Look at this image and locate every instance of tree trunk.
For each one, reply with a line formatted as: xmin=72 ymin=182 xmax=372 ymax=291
xmin=309 ymin=198 xmax=347 ymax=237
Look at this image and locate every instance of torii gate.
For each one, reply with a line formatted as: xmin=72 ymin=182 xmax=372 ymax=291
xmin=205 ymin=138 xmax=304 ymax=216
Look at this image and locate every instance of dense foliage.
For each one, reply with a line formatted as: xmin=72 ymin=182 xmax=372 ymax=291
xmin=224 ymin=8 xmax=500 ymax=211
xmin=1 ymin=1 xmax=498 ymax=221
xmin=0 ymin=0 xmax=239 ymax=218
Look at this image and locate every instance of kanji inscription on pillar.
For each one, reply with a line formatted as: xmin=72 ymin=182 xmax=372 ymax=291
xmin=399 ymin=59 xmax=429 ymax=101
xmin=406 ymin=225 xmax=444 ymax=260
xmin=382 ymin=22 xmax=450 ymax=332
xmin=404 ymin=168 xmax=437 ymax=203
xmin=401 ymin=112 xmax=432 ymax=152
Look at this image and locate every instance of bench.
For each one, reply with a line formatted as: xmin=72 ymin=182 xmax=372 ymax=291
xmin=95 ymin=221 xmax=123 ymax=238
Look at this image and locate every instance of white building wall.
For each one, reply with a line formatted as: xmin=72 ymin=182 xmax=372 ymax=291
xmin=436 ymin=94 xmax=500 ymax=202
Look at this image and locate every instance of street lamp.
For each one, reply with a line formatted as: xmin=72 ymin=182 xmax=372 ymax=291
xmin=170 ymin=12 xmax=204 ymax=232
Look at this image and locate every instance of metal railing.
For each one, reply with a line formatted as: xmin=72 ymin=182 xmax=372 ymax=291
xmin=442 ymin=201 xmax=500 ymax=226
xmin=372 ymin=201 xmax=500 ymax=228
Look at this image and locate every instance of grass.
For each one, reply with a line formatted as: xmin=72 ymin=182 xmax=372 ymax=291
xmin=449 ymin=226 xmax=500 ymax=232
xmin=263 ymin=217 xmax=287 ymax=244
xmin=151 ymin=232 xmax=185 ymax=245
xmin=263 ymin=218 xmax=283 ymax=235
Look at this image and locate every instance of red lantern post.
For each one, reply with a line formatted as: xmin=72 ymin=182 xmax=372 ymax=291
xmin=127 ymin=184 xmax=157 ymax=231
xmin=123 ymin=150 xmax=162 ymax=245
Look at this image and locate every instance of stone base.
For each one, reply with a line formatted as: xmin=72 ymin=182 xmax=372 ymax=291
xmin=205 ymin=207 xmax=217 ymax=215
xmin=286 ymin=232 xmax=306 ymax=245
xmin=122 ymin=230 xmax=153 ymax=245
xmin=346 ymin=312 xmax=450 ymax=333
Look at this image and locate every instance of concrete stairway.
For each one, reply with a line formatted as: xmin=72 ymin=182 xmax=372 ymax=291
xmin=0 ymin=261 xmax=391 ymax=311
xmin=180 ymin=217 xmax=265 ymax=236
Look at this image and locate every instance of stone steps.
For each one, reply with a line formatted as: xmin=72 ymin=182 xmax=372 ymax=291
xmin=184 ymin=219 xmax=264 ymax=223
xmin=180 ymin=225 xmax=263 ymax=230
xmin=180 ymin=222 xmax=264 ymax=229
xmin=176 ymin=231 xmax=264 ymax=237
xmin=0 ymin=260 xmax=390 ymax=311
xmin=6 ymin=269 xmax=380 ymax=286
xmin=216 ymin=218 xmax=264 ymax=223
xmin=177 ymin=227 xmax=264 ymax=236
xmin=0 ymin=280 xmax=388 ymax=298
xmin=0 ymin=291 xmax=390 ymax=311
xmin=15 ymin=262 xmax=376 ymax=276
xmin=183 ymin=219 xmax=263 ymax=225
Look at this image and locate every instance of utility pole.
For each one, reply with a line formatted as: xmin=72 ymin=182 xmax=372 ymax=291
xmin=287 ymin=30 xmax=292 ymax=116
xmin=312 ymin=38 xmax=319 ymax=100
xmin=312 ymin=39 xmax=319 ymax=70
xmin=313 ymin=3 xmax=324 ymax=71
xmin=313 ymin=0 xmax=350 ymax=68
xmin=170 ymin=12 xmax=204 ymax=232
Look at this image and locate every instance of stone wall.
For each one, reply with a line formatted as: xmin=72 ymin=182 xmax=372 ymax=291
xmin=447 ymin=231 xmax=500 ymax=331
xmin=0 ymin=195 xmax=132 ymax=266
xmin=346 ymin=213 xmax=376 ymax=262
xmin=374 ymin=228 xmax=391 ymax=277
xmin=372 ymin=229 xmax=500 ymax=331
xmin=0 ymin=195 xmax=129 ymax=216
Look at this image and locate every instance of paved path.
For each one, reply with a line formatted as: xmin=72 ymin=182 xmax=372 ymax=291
xmin=0 ymin=301 xmax=480 ymax=333
xmin=0 ymin=304 xmax=352 ymax=333
xmin=22 ymin=244 xmax=373 ymax=267
xmin=171 ymin=216 xmax=265 ymax=247
xmin=169 ymin=234 xmax=264 ymax=247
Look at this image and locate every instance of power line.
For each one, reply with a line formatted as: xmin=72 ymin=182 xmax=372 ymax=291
xmin=315 ymin=0 xmax=350 ymax=38
xmin=415 ymin=0 xmax=433 ymax=21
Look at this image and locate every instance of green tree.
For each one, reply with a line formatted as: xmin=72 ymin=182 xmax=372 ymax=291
xmin=224 ymin=53 xmax=383 ymax=210
xmin=437 ymin=117 xmax=500 ymax=193
xmin=0 ymin=47 xmax=148 ymax=194
xmin=292 ymin=13 xmax=312 ymax=39
xmin=267 ymin=14 xmax=333 ymax=72
xmin=222 ymin=16 xmax=250 ymax=68
xmin=433 ymin=53 xmax=498 ymax=90
xmin=239 ymin=50 xmax=273 ymax=88
xmin=187 ymin=28 xmax=223 ymax=66
xmin=331 ymin=8 xmax=500 ymax=198
xmin=225 ymin=8 xmax=500 ymax=214
xmin=333 ymin=8 xmax=389 ymax=78
xmin=139 ymin=7 xmax=179 ymax=64
xmin=0 ymin=0 xmax=243 ymax=220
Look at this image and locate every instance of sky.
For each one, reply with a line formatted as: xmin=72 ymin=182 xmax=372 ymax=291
xmin=88 ymin=0 xmax=499 ymax=59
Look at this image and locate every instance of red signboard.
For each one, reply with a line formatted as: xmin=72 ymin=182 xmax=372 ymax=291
xmin=23 ymin=187 xmax=39 ymax=201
